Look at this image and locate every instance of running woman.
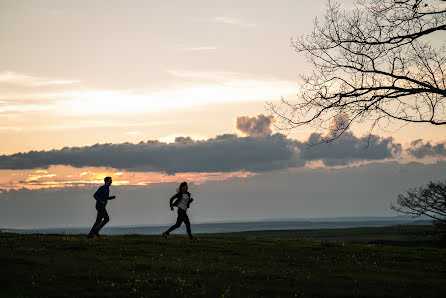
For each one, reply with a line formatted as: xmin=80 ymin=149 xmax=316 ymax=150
xmin=162 ymin=181 xmax=197 ymax=242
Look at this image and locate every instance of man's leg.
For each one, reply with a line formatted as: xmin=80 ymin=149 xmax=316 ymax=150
xmin=88 ymin=204 xmax=104 ymax=237
xmin=94 ymin=205 xmax=110 ymax=233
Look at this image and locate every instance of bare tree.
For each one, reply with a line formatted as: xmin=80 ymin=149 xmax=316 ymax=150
xmin=391 ymin=180 xmax=446 ymax=226
xmin=269 ymin=0 xmax=446 ymax=141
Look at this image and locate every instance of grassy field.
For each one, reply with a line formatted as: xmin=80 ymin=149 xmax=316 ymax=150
xmin=1 ymin=226 xmax=445 ymax=297
xmin=204 ymin=225 xmax=443 ymax=244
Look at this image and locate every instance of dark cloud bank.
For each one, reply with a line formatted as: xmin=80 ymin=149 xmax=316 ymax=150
xmin=299 ymin=132 xmax=402 ymax=166
xmin=0 ymin=134 xmax=301 ymax=173
xmin=4 ymin=114 xmax=441 ymax=173
xmin=407 ymin=139 xmax=446 ymax=158
xmin=0 ymin=132 xmax=401 ymax=173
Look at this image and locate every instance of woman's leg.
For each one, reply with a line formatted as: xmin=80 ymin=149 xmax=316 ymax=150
xmin=164 ymin=211 xmax=183 ymax=235
xmin=183 ymin=213 xmax=193 ymax=240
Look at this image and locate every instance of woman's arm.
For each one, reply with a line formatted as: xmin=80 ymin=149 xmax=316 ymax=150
xmin=169 ymin=193 xmax=178 ymax=207
xmin=169 ymin=193 xmax=179 ymax=211
xmin=187 ymin=193 xmax=194 ymax=208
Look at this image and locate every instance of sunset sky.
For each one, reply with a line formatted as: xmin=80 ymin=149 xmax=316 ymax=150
xmin=1 ymin=0 xmax=445 ymax=228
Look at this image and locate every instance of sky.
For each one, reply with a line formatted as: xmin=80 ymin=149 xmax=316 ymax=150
xmin=1 ymin=0 xmax=445 ymax=228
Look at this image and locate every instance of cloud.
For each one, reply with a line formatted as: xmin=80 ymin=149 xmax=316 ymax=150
xmin=0 ymin=70 xmax=297 ymax=120
xmin=125 ymin=131 xmax=142 ymax=135
xmin=236 ymin=114 xmax=276 ymax=137
xmin=0 ymin=126 xmax=22 ymax=132
xmin=0 ymin=71 xmax=79 ymax=87
xmin=0 ymin=134 xmax=302 ymax=174
xmin=0 ymin=104 xmax=56 ymax=113
xmin=165 ymin=69 xmax=239 ymax=81
xmin=329 ymin=113 xmax=350 ymax=138
xmin=190 ymin=16 xmax=257 ymax=27
xmin=298 ymin=132 xmax=402 ymax=166
xmin=407 ymin=139 xmax=446 ymax=158
xmin=0 ymin=128 xmax=405 ymax=173
xmin=213 ymin=17 xmax=257 ymax=27
xmin=183 ymin=46 xmax=217 ymax=51
xmin=1 ymin=80 xmax=296 ymax=116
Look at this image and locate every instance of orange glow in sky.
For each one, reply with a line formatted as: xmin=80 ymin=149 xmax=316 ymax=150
xmin=0 ymin=165 xmax=256 ymax=191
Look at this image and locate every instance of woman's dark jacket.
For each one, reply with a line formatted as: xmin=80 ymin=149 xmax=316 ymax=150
xmin=169 ymin=192 xmax=193 ymax=208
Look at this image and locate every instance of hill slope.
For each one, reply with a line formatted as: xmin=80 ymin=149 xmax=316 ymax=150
xmin=1 ymin=227 xmax=445 ymax=297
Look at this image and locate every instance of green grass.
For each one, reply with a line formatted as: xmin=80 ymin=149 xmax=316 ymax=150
xmin=205 ymin=225 xmax=443 ymax=245
xmin=1 ymin=226 xmax=445 ymax=297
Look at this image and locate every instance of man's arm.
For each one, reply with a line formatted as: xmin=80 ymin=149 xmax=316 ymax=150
xmin=108 ymin=195 xmax=116 ymax=200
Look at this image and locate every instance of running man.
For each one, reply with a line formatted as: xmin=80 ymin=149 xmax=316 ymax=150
xmin=87 ymin=177 xmax=116 ymax=238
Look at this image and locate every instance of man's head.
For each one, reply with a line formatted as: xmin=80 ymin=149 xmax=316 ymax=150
xmin=104 ymin=177 xmax=112 ymax=186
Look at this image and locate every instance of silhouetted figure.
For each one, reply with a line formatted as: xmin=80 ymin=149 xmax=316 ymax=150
xmin=162 ymin=182 xmax=197 ymax=242
xmin=87 ymin=177 xmax=116 ymax=238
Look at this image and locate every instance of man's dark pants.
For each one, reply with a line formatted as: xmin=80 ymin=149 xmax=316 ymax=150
xmin=165 ymin=208 xmax=193 ymax=239
xmin=89 ymin=202 xmax=110 ymax=235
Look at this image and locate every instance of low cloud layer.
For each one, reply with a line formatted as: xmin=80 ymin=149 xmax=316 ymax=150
xmin=0 ymin=134 xmax=301 ymax=174
xmin=236 ymin=114 xmax=275 ymax=137
xmin=407 ymin=139 xmax=446 ymax=158
xmin=0 ymin=130 xmax=404 ymax=173
xmin=299 ymin=132 xmax=402 ymax=166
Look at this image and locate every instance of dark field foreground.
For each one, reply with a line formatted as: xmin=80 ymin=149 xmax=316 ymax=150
xmin=1 ymin=226 xmax=445 ymax=297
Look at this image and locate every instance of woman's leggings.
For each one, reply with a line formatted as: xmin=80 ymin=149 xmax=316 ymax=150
xmin=165 ymin=208 xmax=193 ymax=239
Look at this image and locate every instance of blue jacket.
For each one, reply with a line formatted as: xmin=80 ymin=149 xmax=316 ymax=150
xmin=93 ymin=185 xmax=112 ymax=204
